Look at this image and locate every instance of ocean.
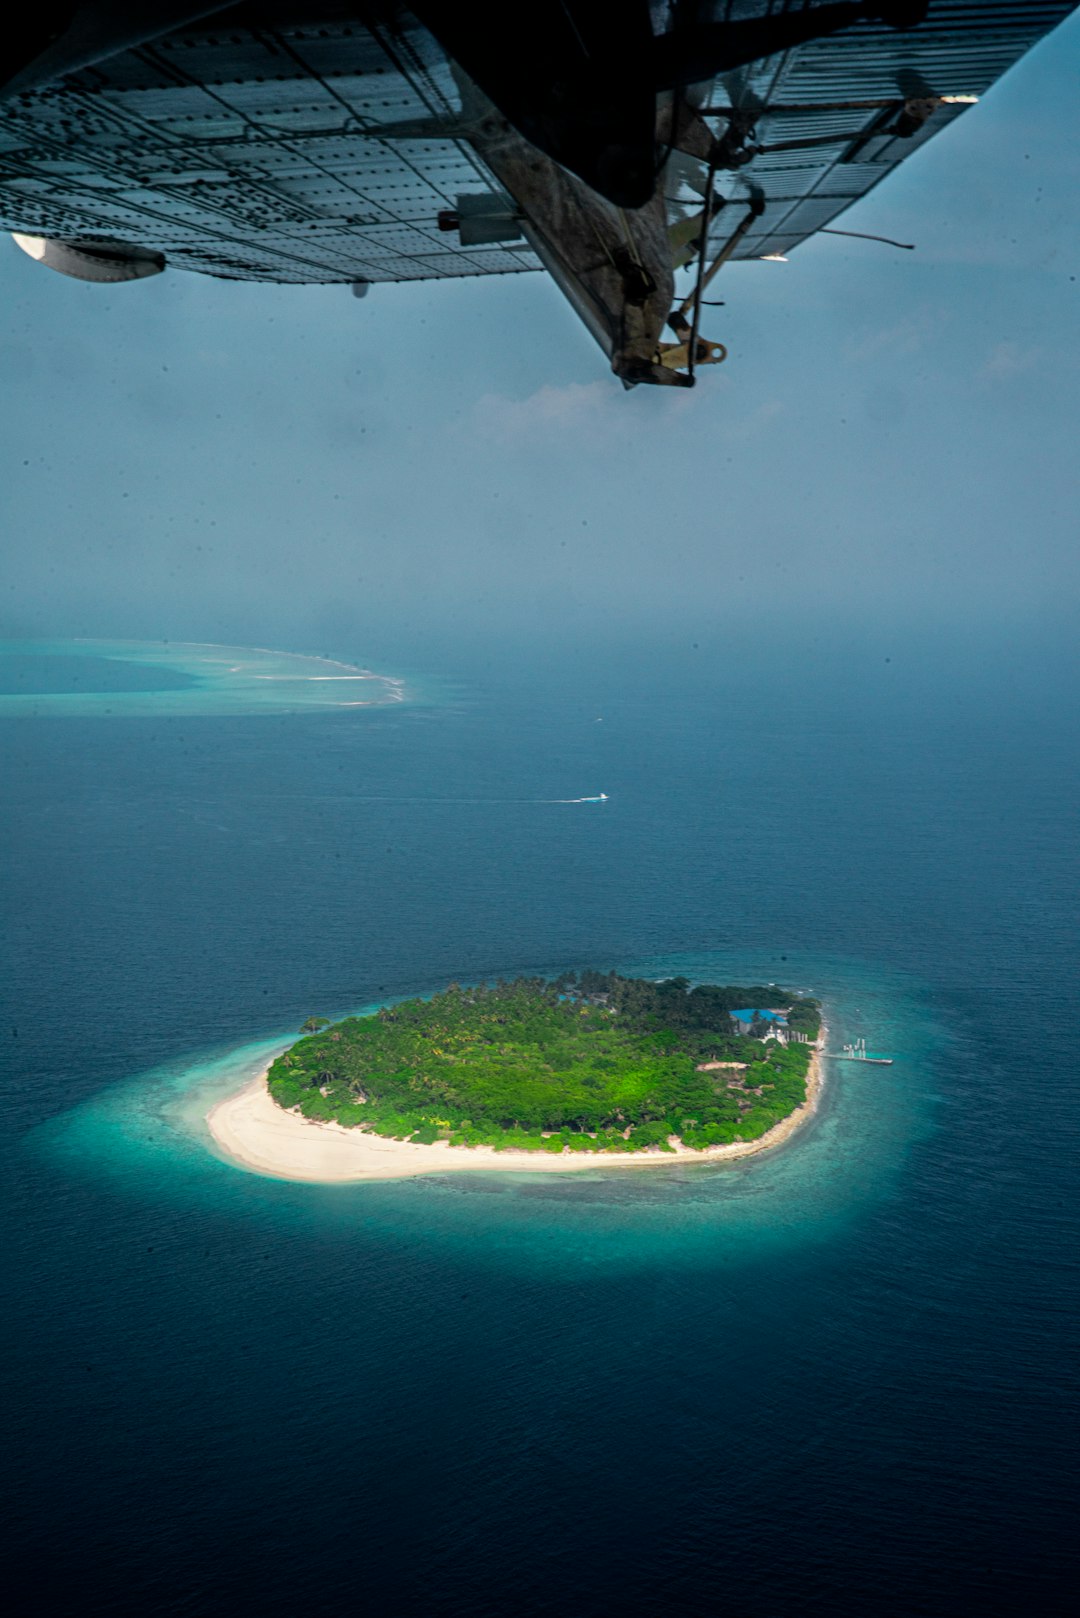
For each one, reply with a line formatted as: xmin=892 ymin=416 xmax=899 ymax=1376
xmin=2 ymin=632 xmax=1077 ymax=1616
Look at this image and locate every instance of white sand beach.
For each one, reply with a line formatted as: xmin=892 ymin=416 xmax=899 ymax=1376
xmin=206 ymin=1028 xmax=826 ymax=1183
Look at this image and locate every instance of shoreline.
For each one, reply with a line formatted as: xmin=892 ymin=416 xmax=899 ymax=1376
xmin=205 ymin=1022 xmax=828 ymax=1184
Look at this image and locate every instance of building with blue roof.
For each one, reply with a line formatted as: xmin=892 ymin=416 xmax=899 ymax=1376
xmin=731 ymin=1008 xmax=793 ymax=1042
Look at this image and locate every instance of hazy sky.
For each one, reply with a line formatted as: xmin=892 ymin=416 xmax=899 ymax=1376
xmin=1 ymin=13 xmax=1077 ymax=667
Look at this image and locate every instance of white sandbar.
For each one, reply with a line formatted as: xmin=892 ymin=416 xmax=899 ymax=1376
xmin=206 ymin=1030 xmax=826 ymax=1184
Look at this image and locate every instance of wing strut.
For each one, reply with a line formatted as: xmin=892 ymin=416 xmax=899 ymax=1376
xmin=660 ymin=190 xmax=764 ymax=377
xmin=678 ymin=193 xmax=766 ymax=324
xmin=686 ymin=163 xmax=717 ymax=384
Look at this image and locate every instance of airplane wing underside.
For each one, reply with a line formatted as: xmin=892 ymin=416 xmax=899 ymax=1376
xmin=0 ymin=2 xmax=1074 ymax=384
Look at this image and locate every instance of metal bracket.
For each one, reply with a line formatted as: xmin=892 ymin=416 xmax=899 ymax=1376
xmin=437 ymin=193 xmax=523 ymax=246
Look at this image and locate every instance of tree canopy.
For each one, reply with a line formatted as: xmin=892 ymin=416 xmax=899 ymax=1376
xmin=267 ymin=972 xmax=820 ymax=1154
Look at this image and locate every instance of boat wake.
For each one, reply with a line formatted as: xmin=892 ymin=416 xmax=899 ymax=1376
xmin=286 ymin=792 xmax=612 ymax=807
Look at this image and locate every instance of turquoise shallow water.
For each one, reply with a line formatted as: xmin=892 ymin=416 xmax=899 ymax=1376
xmin=0 ymin=637 xmax=407 ymax=715
xmin=3 ymin=643 xmax=1077 ymax=1614
xmin=34 ymin=951 xmax=938 ymax=1273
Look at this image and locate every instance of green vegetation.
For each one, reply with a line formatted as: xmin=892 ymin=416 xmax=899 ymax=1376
xmin=268 ymin=973 xmax=820 ymax=1155
xmin=299 ymin=1015 xmax=331 ymax=1034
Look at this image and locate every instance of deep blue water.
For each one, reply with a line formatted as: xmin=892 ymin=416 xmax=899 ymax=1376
xmin=2 ymin=636 xmax=1077 ymax=1616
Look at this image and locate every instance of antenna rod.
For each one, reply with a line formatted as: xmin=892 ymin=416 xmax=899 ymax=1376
xmin=820 ymin=228 xmax=915 ymax=249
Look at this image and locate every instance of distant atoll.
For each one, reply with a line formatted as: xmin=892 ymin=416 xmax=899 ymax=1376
xmin=0 ymin=638 xmax=406 ymax=718
xmin=208 ymin=974 xmax=826 ymax=1182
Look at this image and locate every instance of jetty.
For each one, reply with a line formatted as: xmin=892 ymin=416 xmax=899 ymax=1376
xmin=833 ymin=1038 xmax=893 ymax=1066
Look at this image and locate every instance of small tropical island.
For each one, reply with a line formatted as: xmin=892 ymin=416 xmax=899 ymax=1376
xmin=207 ymin=973 xmax=826 ymax=1182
